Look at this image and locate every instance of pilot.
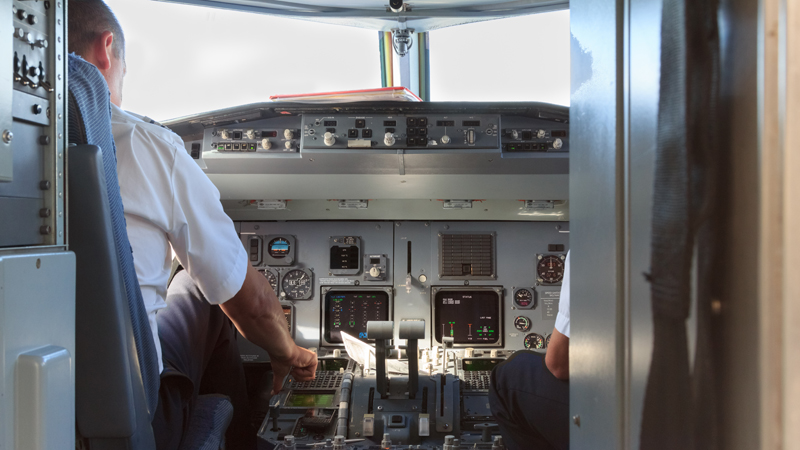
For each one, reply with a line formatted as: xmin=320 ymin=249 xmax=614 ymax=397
xmin=68 ymin=1 xmax=317 ymax=448
xmin=489 ymin=252 xmax=570 ymax=450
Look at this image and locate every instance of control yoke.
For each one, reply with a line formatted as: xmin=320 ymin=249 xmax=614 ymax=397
xmin=366 ymin=321 xmax=393 ymax=399
xmin=399 ymin=320 xmax=425 ymax=399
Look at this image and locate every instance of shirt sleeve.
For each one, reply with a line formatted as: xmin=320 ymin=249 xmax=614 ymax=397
xmin=166 ymin=138 xmax=248 ymax=305
xmin=554 ymin=251 xmax=570 ymax=338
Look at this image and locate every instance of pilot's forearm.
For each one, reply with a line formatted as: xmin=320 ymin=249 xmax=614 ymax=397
xmin=220 ymin=263 xmax=295 ymax=362
xmin=545 ymin=327 xmax=569 ymax=380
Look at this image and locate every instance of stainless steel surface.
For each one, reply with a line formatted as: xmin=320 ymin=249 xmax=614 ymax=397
xmin=627 ymin=0 xmax=660 ymax=447
xmin=569 ymin=0 xmax=624 ymax=447
xmin=0 ymin=0 xmax=12 ymax=182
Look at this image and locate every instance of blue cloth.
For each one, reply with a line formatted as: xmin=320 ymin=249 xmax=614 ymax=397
xmin=67 ymin=53 xmax=160 ymax=417
xmin=489 ymin=351 xmax=569 ymax=450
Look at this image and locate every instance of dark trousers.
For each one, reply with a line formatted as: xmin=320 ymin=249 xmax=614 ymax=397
xmin=151 ymin=270 xmax=256 ymax=450
xmin=489 ymin=351 xmax=569 ymax=450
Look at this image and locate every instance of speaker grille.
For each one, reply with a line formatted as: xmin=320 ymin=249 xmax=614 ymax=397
xmin=440 ymin=234 xmax=495 ymax=278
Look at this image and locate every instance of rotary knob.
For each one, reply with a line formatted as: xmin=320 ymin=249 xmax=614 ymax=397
xmin=285 ymin=141 xmax=293 ymax=149
xmin=261 ymin=138 xmax=272 ymax=150
xmin=324 ymin=132 xmax=336 ymax=146
xmin=441 ymin=135 xmax=451 ymax=144
xmin=537 ymin=129 xmax=546 ymax=139
xmin=553 ymin=138 xmax=563 ymax=150
xmin=284 ymin=129 xmax=294 ymax=140
xmin=384 ymin=132 xmax=395 ymax=146
xmin=245 ymin=129 xmax=255 ymax=140
xmin=220 ymin=130 xmax=230 ymax=140
xmin=511 ymin=130 xmax=519 ymax=139
xmin=369 ymin=266 xmax=382 ymax=278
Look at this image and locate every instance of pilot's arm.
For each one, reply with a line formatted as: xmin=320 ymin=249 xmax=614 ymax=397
xmin=545 ymin=251 xmax=570 ymax=380
xmin=221 ymin=264 xmax=318 ymax=394
xmin=545 ymin=328 xmax=569 ymax=380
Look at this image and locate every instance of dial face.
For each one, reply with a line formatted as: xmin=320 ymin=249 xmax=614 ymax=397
xmin=268 ymin=237 xmax=291 ymax=259
xmin=260 ymin=269 xmax=278 ymax=293
xmin=537 ymin=255 xmax=565 ymax=284
xmin=281 ymin=269 xmax=312 ymax=300
xmin=523 ymin=333 xmax=546 ymax=350
xmin=513 ymin=288 xmax=534 ymax=308
xmin=514 ymin=316 xmax=531 ymax=332
xmin=546 ymin=334 xmax=551 ymax=348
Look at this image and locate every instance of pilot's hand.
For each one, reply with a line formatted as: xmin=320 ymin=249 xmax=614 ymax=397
xmin=270 ymin=345 xmax=318 ymax=395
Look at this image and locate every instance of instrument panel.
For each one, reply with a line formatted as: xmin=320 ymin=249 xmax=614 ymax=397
xmin=235 ymin=220 xmax=568 ymax=362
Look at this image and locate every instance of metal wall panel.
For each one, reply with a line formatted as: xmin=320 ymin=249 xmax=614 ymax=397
xmin=569 ymin=0 xmax=624 ymax=447
xmin=626 ymin=0 xmax=660 ymax=447
xmin=0 ymin=252 xmax=76 ymax=449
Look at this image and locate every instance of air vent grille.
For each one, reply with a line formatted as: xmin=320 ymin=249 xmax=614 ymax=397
xmin=440 ymin=234 xmax=495 ymax=278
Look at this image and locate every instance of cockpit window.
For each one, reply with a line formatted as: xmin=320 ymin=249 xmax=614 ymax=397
xmin=106 ymin=0 xmax=380 ymax=121
xmin=429 ymin=11 xmax=570 ymax=104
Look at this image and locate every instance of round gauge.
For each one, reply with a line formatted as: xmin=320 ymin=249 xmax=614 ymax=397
xmin=514 ymin=316 xmax=531 ymax=332
xmin=537 ymin=255 xmax=565 ymax=284
xmin=281 ymin=269 xmax=312 ymax=299
xmin=513 ymin=288 xmax=535 ymax=308
xmin=546 ymin=334 xmax=552 ymax=348
xmin=259 ymin=269 xmax=278 ymax=293
xmin=523 ymin=333 xmax=546 ymax=350
xmin=268 ymin=237 xmax=291 ymax=259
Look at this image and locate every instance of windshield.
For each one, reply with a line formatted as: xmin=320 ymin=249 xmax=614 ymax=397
xmin=106 ymin=0 xmax=569 ymax=121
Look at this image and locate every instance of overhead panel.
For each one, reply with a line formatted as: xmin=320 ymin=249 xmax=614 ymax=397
xmin=154 ymin=0 xmax=569 ymax=32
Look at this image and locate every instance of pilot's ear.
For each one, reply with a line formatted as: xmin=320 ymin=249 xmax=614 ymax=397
xmin=92 ymin=30 xmax=115 ymax=71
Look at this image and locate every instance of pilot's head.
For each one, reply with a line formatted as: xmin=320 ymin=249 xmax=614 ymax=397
xmin=68 ymin=0 xmax=126 ymax=107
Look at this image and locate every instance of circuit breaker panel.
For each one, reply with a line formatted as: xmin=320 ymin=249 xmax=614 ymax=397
xmin=0 ymin=0 xmax=67 ymax=247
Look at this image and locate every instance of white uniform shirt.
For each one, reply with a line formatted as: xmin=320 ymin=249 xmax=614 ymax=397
xmin=111 ymin=104 xmax=248 ymax=373
xmin=554 ymin=251 xmax=570 ymax=338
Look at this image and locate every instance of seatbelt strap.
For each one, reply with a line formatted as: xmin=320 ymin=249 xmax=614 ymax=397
xmin=639 ymin=0 xmax=720 ymax=447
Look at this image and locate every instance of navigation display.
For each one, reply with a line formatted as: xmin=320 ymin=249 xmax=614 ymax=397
xmin=324 ymin=290 xmax=390 ymax=344
xmin=434 ymin=289 xmax=501 ymax=345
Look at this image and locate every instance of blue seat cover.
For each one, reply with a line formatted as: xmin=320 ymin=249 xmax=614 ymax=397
xmin=67 ymin=53 xmax=160 ymax=417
